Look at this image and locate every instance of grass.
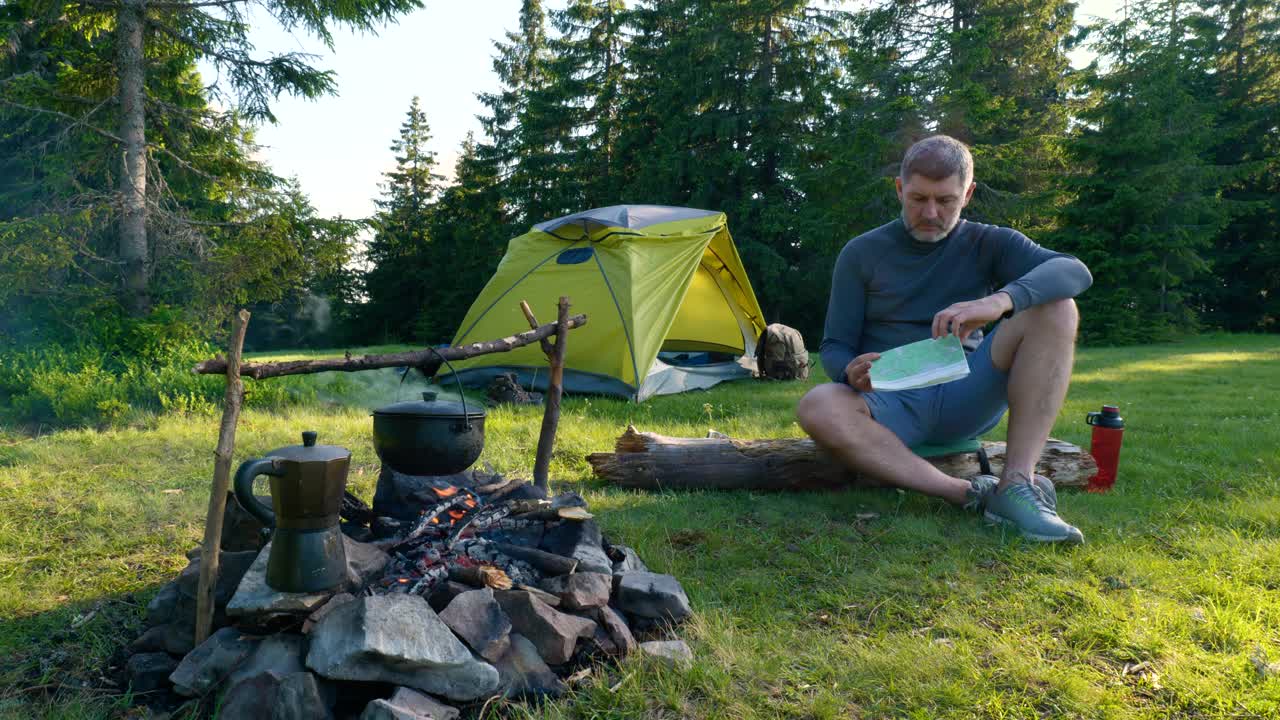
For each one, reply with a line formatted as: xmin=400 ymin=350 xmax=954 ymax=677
xmin=2 ymin=332 xmax=1280 ymax=718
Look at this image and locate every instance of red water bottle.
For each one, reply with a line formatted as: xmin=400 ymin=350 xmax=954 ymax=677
xmin=1086 ymin=405 xmax=1125 ymax=492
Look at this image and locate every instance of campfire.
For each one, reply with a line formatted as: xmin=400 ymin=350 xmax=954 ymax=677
xmin=119 ymin=300 xmax=692 ymax=716
xmin=122 ymin=464 xmax=692 ymax=717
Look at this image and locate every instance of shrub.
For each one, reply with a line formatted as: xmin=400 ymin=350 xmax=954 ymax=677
xmin=0 ymin=308 xmax=312 ymax=428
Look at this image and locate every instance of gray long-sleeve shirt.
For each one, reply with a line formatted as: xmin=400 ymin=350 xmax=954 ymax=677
xmin=819 ymin=218 xmax=1092 ymax=384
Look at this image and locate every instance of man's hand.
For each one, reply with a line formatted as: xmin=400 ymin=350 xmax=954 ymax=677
xmin=843 ymin=352 xmax=881 ymax=392
xmin=931 ymin=293 xmax=1013 ymax=342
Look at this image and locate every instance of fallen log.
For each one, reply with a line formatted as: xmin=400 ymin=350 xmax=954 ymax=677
xmin=192 ymin=314 xmax=587 ymax=380
xmin=587 ymin=426 xmax=1096 ymax=492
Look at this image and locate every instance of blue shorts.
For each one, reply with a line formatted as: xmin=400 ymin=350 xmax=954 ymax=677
xmin=862 ymin=326 xmax=1009 ymax=447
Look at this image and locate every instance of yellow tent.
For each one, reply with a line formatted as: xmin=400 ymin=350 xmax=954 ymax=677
xmin=442 ymin=205 xmax=767 ymax=400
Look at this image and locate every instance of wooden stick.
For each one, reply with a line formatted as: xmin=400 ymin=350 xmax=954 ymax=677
xmin=588 ymin=426 xmax=1098 ymax=491
xmin=532 ymin=297 xmax=570 ymax=491
xmin=194 ymin=309 xmax=250 ymax=645
xmin=519 ymin=300 xmax=555 ymax=355
xmin=192 ymin=314 xmax=588 ymax=379
xmin=490 ymin=542 xmax=579 ymax=576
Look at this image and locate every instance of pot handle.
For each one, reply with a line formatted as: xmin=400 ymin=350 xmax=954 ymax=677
xmin=428 ymin=346 xmax=473 ymax=431
xmin=233 ymin=457 xmax=284 ymax=528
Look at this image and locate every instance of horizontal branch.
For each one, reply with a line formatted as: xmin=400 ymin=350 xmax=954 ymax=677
xmin=193 ymin=314 xmax=588 ymax=380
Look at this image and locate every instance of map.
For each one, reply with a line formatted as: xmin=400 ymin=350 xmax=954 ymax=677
xmin=868 ymin=335 xmax=970 ymax=391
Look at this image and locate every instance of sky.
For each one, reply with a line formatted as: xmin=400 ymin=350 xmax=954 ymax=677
xmin=231 ymin=1 xmax=1119 ymax=222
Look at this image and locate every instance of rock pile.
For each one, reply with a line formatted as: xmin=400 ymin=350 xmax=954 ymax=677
xmin=122 ymin=471 xmax=692 ymax=718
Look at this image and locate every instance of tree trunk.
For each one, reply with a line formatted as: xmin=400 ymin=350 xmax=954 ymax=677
xmin=588 ymin=426 xmax=1097 ymax=492
xmin=117 ymin=0 xmax=149 ymax=315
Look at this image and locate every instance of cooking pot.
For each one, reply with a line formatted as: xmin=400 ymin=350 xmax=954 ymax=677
xmin=372 ymin=389 xmax=485 ymax=476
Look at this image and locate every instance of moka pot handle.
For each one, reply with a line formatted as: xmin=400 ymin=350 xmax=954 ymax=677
xmin=233 ymin=458 xmax=285 ymax=528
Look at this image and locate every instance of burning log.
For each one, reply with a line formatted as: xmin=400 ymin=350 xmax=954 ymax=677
xmin=447 ymin=564 xmax=513 ymax=591
xmin=484 ymin=480 xmax=530 ymax=503
xmin=511 ymin=506 xmax=593 ymax=523
xmin=588 ymin=426 xmax=1098 ymax=491
xmin=489 ymin=542 xmax=580 ymax=576
xmin=192 ymin=313 xmax=588 ymax=380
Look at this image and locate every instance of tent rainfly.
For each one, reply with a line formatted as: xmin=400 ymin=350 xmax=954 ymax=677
xmin=440 ymin=205 xmax=768 ymax=401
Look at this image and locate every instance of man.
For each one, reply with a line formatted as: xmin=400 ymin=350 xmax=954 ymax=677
xmin=796 ymin=135 xmax=1092 ymax=543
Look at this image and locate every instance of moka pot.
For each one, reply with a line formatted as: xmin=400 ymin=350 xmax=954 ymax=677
xmin=233 ymin=431 xmax=351 ymax=592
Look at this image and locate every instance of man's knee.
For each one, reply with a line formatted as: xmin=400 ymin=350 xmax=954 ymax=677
xmin=796 ymin=382 xmax=869 ymax=434
xmin=1025 ymin=298 xmax=1079 ymax=338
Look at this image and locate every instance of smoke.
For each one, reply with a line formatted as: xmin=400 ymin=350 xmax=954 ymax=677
xmin=297 ymin=292 xmax=332 ymax=336
xmin=310 ymin=365 xmax=476 ymax=411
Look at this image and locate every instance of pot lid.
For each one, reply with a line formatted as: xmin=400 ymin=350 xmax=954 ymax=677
xmin=267 ymin=430 xmax=352 ymax=463
xmin=373 ymin=391 xmax=485 ymax=420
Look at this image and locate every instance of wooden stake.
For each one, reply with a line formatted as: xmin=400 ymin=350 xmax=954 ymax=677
xmin=532 ymin=297 xmax=570 ymax=492
xmin=194 ymin=309 xmax=250 ymax=645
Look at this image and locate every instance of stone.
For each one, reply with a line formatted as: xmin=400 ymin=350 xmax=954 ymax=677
xmin=494 ymin=633 xmax=565 ymax=699
xmin=361 ymin=700 xmax=416 ymax=720
xmin=218 ymin=668 xmax=335 ymax=720
xmin=539 ymin=519 xmax=612 ymax=574
xmin=303 ymin=593 xmax=356 ymax=634
xmin=341 ymin=521 xmax=374 ymax=543
xmin=494 ymin=590 xmax=596 ymax=665
xmin=613 ymin=572 xmax=692 ymax=622
xmin=130 ymin=622 xmax=195 ymax=657
xmin=606 ymin=544 xmax=649 ymax=575
xmin=639 ymin=640 xmax=693 ymax=668
xmin=217 ymin=671 xmax=280 ymax=720
xmin=305 ymin=594 xmax=499 ymax=701
xmin=227 ymin=633 xmax=307 ymax=686
xmin=549 ymin=492 xmax=588 ymax=510
xmin=126 ymin=652 xmax=178 ymax=693
xmin=222 ymin=491 xmax=269 ymax=552
xmin=169 ymin=626 xmax=261 ymax=697
xmin=594 ymin=606 xmax=636 ymax=657
xmin=359 ymin=687 xmax=460 ymax=720
xmin=176 ymin=549 xmax=258 ymax=607
xmin=273 ymin=672 xmax=335 ymax=720
xmin=227 ymin=536 xmax=387 ymax=618
xmin=345 ymin=537 xmax=391 ymax=587
xmin=538 ymin=572 xmax=611 ymax=610
xmin=439 ymin=589 xmax=511 ymax=662
xmin=587 ymin=623 xmax=618 ymax=656
xmin=145 ymin=582 xmax=183 ymax=628
xmin=427 ymin=581 xmax=473 ymax=614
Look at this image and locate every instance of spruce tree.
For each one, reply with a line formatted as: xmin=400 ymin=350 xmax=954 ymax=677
xmin=361 ymin=97 xmax=441 ymax=343
xmin=1057 ymin=0 xmax=1240 ymax=342
xmin=1196 ymin=0 xmax=1280 ymax=330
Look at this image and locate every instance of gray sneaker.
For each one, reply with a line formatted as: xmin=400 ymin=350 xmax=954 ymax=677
xmin=1032 ymin=473 xmax=1057 ymax=511
xmin=964 ymin=474 xmax=999 ymax=512
xmin=984 ymin=478 xmax=1084 ymax=544
xmin=965 ymin=473 xmax=1056 ymax=510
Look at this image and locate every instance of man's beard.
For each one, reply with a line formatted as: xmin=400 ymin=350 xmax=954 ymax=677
xmin=902 ymin=209 xmax=958 ymax=243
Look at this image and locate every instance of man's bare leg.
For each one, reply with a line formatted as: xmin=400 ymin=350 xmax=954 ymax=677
xmin=796 ymin=385 xmax=972 ymax=505
xmin=988 ymin=299 xmax=1079 ymax=488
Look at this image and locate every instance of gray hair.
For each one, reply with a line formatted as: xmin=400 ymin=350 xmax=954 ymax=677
xmin=900 ymin=135 xmax=973 ymax=187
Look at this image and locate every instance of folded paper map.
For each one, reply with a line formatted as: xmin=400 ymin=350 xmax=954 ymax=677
xmin=869 ymin=335 xmax=970 ymax=391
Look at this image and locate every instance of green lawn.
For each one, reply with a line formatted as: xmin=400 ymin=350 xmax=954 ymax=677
xmin=2 ymin=333 xmax=1279 ymax=718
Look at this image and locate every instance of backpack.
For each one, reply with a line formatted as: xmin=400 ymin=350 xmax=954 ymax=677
xmin=755 ymin=323 xmax=810 ymax=380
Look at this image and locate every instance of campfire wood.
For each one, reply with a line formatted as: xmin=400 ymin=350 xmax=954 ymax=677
xmin=588 ymin=426 xmax=1099 ymax=491
xmin=490 ymin=542 xmax=580 ymax=576
xmin=194 ymin=309 xmax=250 ymax=645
